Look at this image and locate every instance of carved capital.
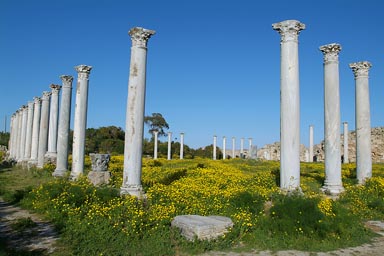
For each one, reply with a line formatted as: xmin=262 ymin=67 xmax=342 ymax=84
xmin=41 ymin=91 xmax=51 ymax=101
xmin=319 ymin=43 xmax=341 ymax=63
xmin=33 ymin=97 xmax=41 ymax=105
xmin=50 ymin=84 xmax=62 ymax=95
xmin=129 ymin=27 xmax=156 ymax=48
xmin=75 ymin=65 xmax=92 ymax=80
xmin=349 ymin=61 xmax=372 ymax=79
xmin=60 ymin=75 xmax=74 ymax=88
xmin=27 ymin=101 xmax=34 ymax=108
xmin=272 ymin=20 xmax=305 ymax=43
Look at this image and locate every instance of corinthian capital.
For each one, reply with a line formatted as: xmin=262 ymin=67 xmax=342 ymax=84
xmin=129 ymin=27 xmax=156 ymax=47
xmin=75 ymin=65 xmax=92 ymax=79
xmin=33 ymin=96 xmax=41 ymax=104
xmin=50 ymin=84 xmax=62 ymax=94
xmin=272 ymin=20 xmax=305 ymax=43
xmin=349 ymin=61 xmax=372 ymax=79
xmin=60 ymin=75 xmax=74 ymax=86
xmin=42 ymin=91 xmax=51 ymax=101
xmin=319 ymin=43 xmax=342 ymax=63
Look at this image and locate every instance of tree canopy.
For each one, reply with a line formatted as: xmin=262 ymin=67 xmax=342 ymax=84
xmin=144 ymin=113 xmax=169 ymax=137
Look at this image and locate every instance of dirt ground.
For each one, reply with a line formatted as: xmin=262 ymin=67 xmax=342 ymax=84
xmin=1 ymin=198 xmax=383 ymax=255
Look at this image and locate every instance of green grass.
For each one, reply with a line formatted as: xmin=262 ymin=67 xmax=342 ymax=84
xmin=1 ymin=160 xmax=383 ymax=255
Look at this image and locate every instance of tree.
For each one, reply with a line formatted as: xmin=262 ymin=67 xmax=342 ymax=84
xmin=144 ymin=113 xmax=169 ymax=137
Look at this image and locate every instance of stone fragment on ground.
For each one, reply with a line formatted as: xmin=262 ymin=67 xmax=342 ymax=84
xmin=171 ymin=215 xmax=233 ymax=241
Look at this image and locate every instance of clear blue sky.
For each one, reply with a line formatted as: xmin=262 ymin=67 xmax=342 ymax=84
xmin=1 ymin=0 xmax=383 ymax=150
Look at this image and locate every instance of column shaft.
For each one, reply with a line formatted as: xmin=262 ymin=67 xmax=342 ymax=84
xmin=222 ymin=136 xmax=226 ymax=160
xmin=46 ymin=84 xmax=61 ymax=160
xmin=29 ymin=97 xmax=41 ymax=165
xmin=213 ymin=135 xmax=217 ymax=160
xmin=232 ymin=137 xmax=235 ymax=158
xmin=37 ymin=92 xmax=51 ymax=168
xmin=180 ymin=132 xmax=184 ymax=159
xmin=343 ymin=122 xmax=349 ymax=163
xmin=24 ymin=101 xmax=34 ymax=160
xmin=167 ymin=132 xmax=172 ymax=160
xmin=19 ymin=106 xmax=28 ymax=163
xmin=309 ymin=125 xmax=314 ymax=162
xmin=273 ymin=20 xmax=305 ymax=191
xmin=53 ymin=76 xmax=73 ymax=177
xmin=122 ymin=27 xmax=155 ymax=197
xmin=350 ymin=61 xmax=372 ymax=184
xmin=320 ymin=43 xmax=344 ymax=195
xmin=153 ymin=131 xmax=158 ymax=160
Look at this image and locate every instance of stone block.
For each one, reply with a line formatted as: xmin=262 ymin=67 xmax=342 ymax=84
xmin=171 ymin=215 xmax=233 ymax=241
xmin=87 ymin=171 xmax=111 ymax=186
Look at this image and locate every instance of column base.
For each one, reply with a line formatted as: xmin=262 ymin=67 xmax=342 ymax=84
xmin=120 ymin=184 xmax=145 ymax=199
xmin=280 ymin=186 xmax=303 ymax=196
xmin=44 ymin=152 xmax=57 ymax=165
xmin=321 ymin=184 xmax=344 ymax=196
xmin=52 ymin=168 xmax=69 ymax=178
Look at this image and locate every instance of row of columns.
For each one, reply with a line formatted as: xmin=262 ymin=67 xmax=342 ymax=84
xmin=273 ymin=20 xmax=372 ymax=194
xmin=212 ymin=136 xmax=253 ymax=160
xmin=151 ymin=131 xmax=185 ymax=160
xmin=8 ymin=66 xmax=92 ymax=181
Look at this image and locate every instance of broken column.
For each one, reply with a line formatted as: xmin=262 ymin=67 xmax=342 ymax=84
xmin=53 ymin=75 xmax=73 ymax=177
xmin=213 ymin=135 xmax=217 ymax=160
xmin=121 ymin=27 xmax=155 ymax=197
xmin=320 ymin=43 xmax=344 ymax=195
xmin=273 ymin=20 xmax=305 ymax=192
xmin=71 ymin=65 xmax=92 ymax=179
xmin=350 ymin=61 xmax=372 ymax=184
xmin=309 ymin=125 xmax=314 ymax=162
xmin=180 ymin=132 xmax=184 ymax=159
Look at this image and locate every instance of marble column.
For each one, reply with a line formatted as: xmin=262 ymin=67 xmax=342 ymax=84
xmin=24 ymin=101 xmax=34 ymax=161
xmin=343 ymin=122 xmax=349 ymax=164
xmin=240 ymin=138 xmax=244 ymax=158
xmin=71 ymin=65 xmax=92 ymax=179
xmin=350 ymin=61 xmax=372 ymax=184
xmin=309 ymin=125 xmax=314 ymax=162
xmin=222 ymin=136 xmax=226 ymax=160
xmin=9 ymin=114 xmax=15 ymax=158
xmin=213 ymin=135 xmax=217 ymax=160
xmin=19 ymin=105 xmax=28 ymax=163
xmin=121 ymin=27 xmax=155 ymax=197
xmin=29 ymin=97 xmax=41 ymax=165
xmin=167 ymin=132 xmax=172 ymax=160
xmin=232 ymin=137 xmax=236 ymax=158
xmin=273 ymin=20 xmax=305 ymax=192
xmin=153 ymin=131 xmax=158 ymax=160
xmin=320 ymin=43 xmax=344 ymax=195
xmin=53 ymin=76 xmax=73 ymax=177
xmin=37 ymin=91 xmax=51 ymax=168
xmin=180 ymin=132 xmax=184 ymax=159
xmin=15 ymin=109 xmax=22 ymax=161
xmin=248 ymin=138 xmax=252 ymax=159
xmin=45 ymin=84 xmax=61 ymax=161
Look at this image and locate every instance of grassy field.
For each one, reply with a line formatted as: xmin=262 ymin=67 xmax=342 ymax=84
xmin=1 ymin=157 xmax=383 ymax=255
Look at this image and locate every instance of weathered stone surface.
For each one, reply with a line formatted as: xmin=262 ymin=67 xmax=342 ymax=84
xmin=89 ymin=153 xmax=110 ymax=172
xmin=87 ymin=171 xmax=111 ymax=186
xmin=171 ymin=215 xmax=233 ymax=241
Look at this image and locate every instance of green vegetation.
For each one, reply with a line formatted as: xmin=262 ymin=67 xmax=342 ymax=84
xmin=0 ymin=159 xmax=383 ymax=255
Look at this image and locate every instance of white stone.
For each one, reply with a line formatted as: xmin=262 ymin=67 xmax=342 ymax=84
xmin=180 ymin=132 xmax=184 ymax=159
xmin=37 ymin=91 xmax=51 ymax=168
xmin=171 ymin=215 xmax=233 ymax=241
xmin=343 ymin=122 xmax=349 ymax=163
xmin=167 ymin=132 xmax=172 ymax=160
xmin=45 ymin=84 xmax=61 ymax=162
xmin=350 ymin=61 xmax=372 ymax=184
xmin=273 ymin=20 xmax=305 ymax=192
xmin=213 ymin=135 xmax=217 ymax=160
xmin=222 ymin=136 xmax=226 ymax=159
xmin=153 ymin=131 xmax=158 ymax=160
xmin=309 ymin=125 xmax=314 ymax=162
xmin=29 ymin=97 xmax=41 ymax=166
xmin=71 ymin=65 xmax=92 ymax=179
xmin=24 ymin=101 xmax=34 ymax=161
xmin=121 ymin=27 xmax=155 ymax=196
xmin=19 ymin=105 xmax=28 ymax=163
xmin=53 ymin=76 xmax=73 ymax=177
xmin=320 ymin=43 xmax=344 ymax=195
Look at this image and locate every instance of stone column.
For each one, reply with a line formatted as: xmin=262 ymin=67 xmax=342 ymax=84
xmin=222 ymin=136 xmax=226 ymax=160
xmin=37 ymin=91 xmax=51 ymax=168
xmin=248 ymin=138 xmax=252 ymax=159
xmin=24 ymin=101 xmax=34 ymax=161
xmin=9 ymin=114 xmax=16 ymax=158
xmin=15 ymin=109 xmax=22 ymax=161
xmin=121 ymin=27 xmax=155 ymax=197
xmin=320 ymin=43 xmax=344 ymax=195
xmin=153 ymin=131 xmax=158 ymax=160
xmin=29 ymin=97 xmax=41 ymax=165
xmin=273 ymin=20 xmax=305 ymax=192
xmin=343 ymin=122 xmax=349 ymax=164
xmin=309 ymin=125 xmax=314 ymax=162
xmin=232 ymin=137 xmax=235 ymax=158
xmin=180 ymin=132 xmax=184 ymax=159
xmin=53 ymin=75 xmax=73 ymax=177
xmin=213 ymin=135 xmax=217 ymax=160
xmin=167 ymin=132 xmax=172 ymax=160
xmin=45 ymin=84 xmax=61 ymax=162
xmin=240 ymin=138 xmax=244 ymax=158
xmin=19 ymin=105 xmax=28 ymax=163
xmin=350 ymin=61 xmax=372 ymax=184
xmin=71 ymin=65 xmax=92 ymax=179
